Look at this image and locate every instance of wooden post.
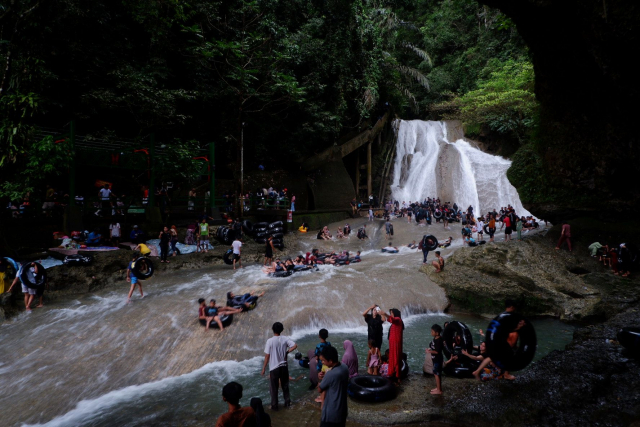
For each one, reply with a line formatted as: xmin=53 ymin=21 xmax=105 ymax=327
xmin=367 ymin=139 xmax=373 ymax=197
xmin=68 ymin=120 xmax=76 ymax=205
xmin=209 ymin=142 xmax=215 ymax=212
xmin=355 ymin=150 xmax=360 ymax=199
xmin=148 ymin=134 xmax=156 ymax=207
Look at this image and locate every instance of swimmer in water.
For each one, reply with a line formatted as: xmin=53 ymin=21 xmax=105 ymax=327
xmin=382 ymin=242 xmax=399 ymax=252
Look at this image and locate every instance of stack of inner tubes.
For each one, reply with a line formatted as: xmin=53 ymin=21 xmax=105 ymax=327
xmin=253 ymin=221 xmax=284 ymax=249
xmin=216 ymin=226 xmax=235 ymax=245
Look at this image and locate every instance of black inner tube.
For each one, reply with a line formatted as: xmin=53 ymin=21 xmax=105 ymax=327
xmin=422 ymin=235 xmax=439 ymax=251
xmin=132 ymin=257 xmax=154 ymax=280
xmin=347 ymin=376 xmax=396 ymax=403
xmin=442 ymin=321 xmax=474 ymax=359
xmin=19 ymin=262 xmax=47 ymax=289
xmin=223 ymin=249 xmax=235 ymax=265
xmin=485 ymin=312 xmax=537 ymax=371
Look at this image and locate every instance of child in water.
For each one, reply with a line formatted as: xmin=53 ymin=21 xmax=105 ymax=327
xmin=379 ymin=353 xmax=389 ymax=377
xmin=366 ymin=339 xmax=381 ymax=375
xmin=315 ymin=329 xmax=331 ymax=403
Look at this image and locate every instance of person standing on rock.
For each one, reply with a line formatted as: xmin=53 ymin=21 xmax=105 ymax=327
xmin=555 ymin=222 xmax=572 ymax=252
xmin=386 ymin=308 xmax=404 ymax=386
xmin=231 ymin=236 xmax=243 ymax=270
xmin=261 ymin=322 xmax=297 ymax=411
xmin=363 ymin=304 xmax=385 ymax=350
xmin=159 ymin=226 xmax=171 ymax=263
xmin=488 ymin=214 xmax=496 ymax=243
xmin=197 ymin=218 xmax=210 ymax=253
xmin=419 ymin=235 xmax=434 ymax=264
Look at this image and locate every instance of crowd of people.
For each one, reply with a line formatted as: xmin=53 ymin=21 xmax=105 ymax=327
xmin=214 ymin=298 xmax=528 ymax=426
xmin=589 ymin=241 xmax=634 ymax=277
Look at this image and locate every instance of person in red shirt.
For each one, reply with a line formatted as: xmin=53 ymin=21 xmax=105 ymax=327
xmin=503 ymin=214 xmax=512 ymax=241
xmin=215 ymin=382 xmax=256 ymax=427
xmin=386 ymin=308 xmax=405 ymax=385
xmin=555 ymin=222 xmax=572 ymax=251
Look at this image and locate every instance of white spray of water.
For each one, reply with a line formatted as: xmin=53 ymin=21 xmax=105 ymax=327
xmin=391 ymin=120 xmax=532 ymax=217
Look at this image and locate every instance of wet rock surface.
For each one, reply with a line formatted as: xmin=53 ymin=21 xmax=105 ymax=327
xmin=424 ymin=231 xmax=639 ymax=322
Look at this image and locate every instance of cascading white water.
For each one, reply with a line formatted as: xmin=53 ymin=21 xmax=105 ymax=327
xmin=391 ymin=120 xmax=533 ymax=217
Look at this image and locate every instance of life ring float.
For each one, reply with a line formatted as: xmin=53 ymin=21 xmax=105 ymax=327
xmin=442 ymin=321 xmax=474 ymax=359
xmin=241 ymin=220 xmax=253 ymax=235
xmin=617 ymin=327 xmax=640 ymax=353
xmin=270 ymin=233 xmax=284 ymax=240
xmin=229 ymin=300 xmax=258 ymax=312
xmin=19 ymin=262 xmax=47 ymax=289
xmin=270 ymin=270 xmax=292 ymax=278
xmin=400 ymin=354 xmax=409 ymax=379
xmin=347 ymin=376 xmax=396 ymax=402
xmin=255 ymin=231 xmax=270 ymax=238
xmin=422 ymin=235 xmax=439 ymax=251
xmin=298 ymin=226 xmax=308 ymax=233
xmin=269 ymin=221 xmax=283 ymax=229
xmin=270 ymin=227 xmax=284 ymax=234
xmin=254 ymin=226 xmax=268 ymax=234
xmin=485 ymin=312 xmax=537 ymax=371
xmin=433 ymin=211 xmax=443 ymax=219
xmin=273 ymin=243 xmax=284 ymax=250
xmin=293 ymin=265 xmax=313 ymax=271
xmin=132 ymin=257 xmax=154 ymax=280
xmin=483 ymin=224 xmax=490 ymax=235
xmin=443 ymin=363 xmax=478 ymax=378
xmin=198 ymin=314 xmax=233 ymax=328
xmin=254 ymin=222 xmax=269 ymax=229
xmin=223 ymin=249 xmax=235 ymax=265
xmin=254 ymin=238 xmax=267 ymax=244
xmin=381 ymin=249 xmax=399 ymax=253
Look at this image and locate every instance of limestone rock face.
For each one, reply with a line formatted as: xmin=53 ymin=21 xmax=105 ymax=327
xmin=480 ymin=0 xmax=640 ymax=220
xmin=423 ymin=235 xmax=634 ymax=320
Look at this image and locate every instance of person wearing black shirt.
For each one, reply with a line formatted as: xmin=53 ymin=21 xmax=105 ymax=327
xmin=159 ymin=226 xmax=171 ymax=263
xmin=362 ymin=304 xmax=386 ymax=349
xmin=427 ymin=324 xmax=444 ymax=395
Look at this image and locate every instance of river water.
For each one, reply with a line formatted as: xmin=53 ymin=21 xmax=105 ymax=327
xmin=1 ymin=217 xmax=571 ymax=427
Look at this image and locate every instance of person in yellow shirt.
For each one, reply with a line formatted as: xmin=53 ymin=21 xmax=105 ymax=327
xmin=134 ymin=243 xmax=151 ymax=256
xmin=0 ymin=258 xmax=7 ymax=294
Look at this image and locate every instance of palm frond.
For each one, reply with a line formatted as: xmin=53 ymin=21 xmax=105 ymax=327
xmin=394 ymin=83 xmax=419 ymax=113
xmin=402 ymin=42 xmax=432 ymax=67
xmin=392 ymin=64 xmax=430 ymax=90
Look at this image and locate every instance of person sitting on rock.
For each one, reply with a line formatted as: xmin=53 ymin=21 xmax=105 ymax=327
xmin=432 ymin=251 xmax=444 ymax=273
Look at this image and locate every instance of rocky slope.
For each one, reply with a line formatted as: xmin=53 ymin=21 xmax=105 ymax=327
xmin=424 ymin=231 xmax=638 ymax=321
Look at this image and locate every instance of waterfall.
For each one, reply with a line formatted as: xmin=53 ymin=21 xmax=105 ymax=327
xmin=391 ymin=120 xmax=532 ymax=217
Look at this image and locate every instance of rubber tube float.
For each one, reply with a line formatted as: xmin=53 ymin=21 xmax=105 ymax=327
xmin=347 ymin=376 xmax=396 ymax=402
xmin=19 ymin=262 xmax=47 ymax=289
xmin=485 ymin=312 xmax=537 ymax=371
xmin=131 ymin=257 xmax=154 ymax=280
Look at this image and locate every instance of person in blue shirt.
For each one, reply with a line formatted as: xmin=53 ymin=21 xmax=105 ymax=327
xmin=314 ymin=328 xmax=332 ymax=403
xmin=130 ymin=225 xmax=145 ymax=244
xmin=86 ymin=229 xmax=101 ymax=245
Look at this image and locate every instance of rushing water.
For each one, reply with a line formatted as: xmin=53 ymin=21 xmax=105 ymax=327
xmin=1 ymin=217 xmax=565 ymax=427
xmin=391 ymin=120 xmax=533 ymax=217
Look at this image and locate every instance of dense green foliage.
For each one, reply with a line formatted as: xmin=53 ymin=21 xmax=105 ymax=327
xmin=0 ymin=0 xmax=536 ymax=199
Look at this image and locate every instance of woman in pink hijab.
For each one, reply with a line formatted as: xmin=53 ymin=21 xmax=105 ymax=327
xmin=342 ymin=340 xmax=359 ymax=377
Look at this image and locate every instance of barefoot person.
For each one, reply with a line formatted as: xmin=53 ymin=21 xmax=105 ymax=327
xmin=215 ymin=382 xmax=256 ymax=427
xmin=204 ymin=299 xmax=242 ymax=330
xmin=432 ymin=251 xmax=444 ymax=273
xmin=126 ymin=255 xmax=144 ymax=303
xmin=426 ymin=324 xmax=444 ymax=395
xmin=261 ymin=322 xmax=297 ymax=410
xmin=6 ymin=262 xmax=36 ymax=311
xmin=231 ymin=236 xmax=243 ymax=270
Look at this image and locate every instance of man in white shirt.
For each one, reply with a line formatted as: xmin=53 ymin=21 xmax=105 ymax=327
xmin=98 ymin=184 xmax=112 ymax=217
xmin=231 ymin=236 xmax=242 ymax=270
xmin=109 ymin=220 xmax=121 ymax=246
xmin=261 ymin=322 xmax=297 ymax=411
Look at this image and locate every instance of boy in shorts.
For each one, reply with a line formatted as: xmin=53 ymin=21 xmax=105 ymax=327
xmin=426 ymin=324 xmax=444 ymax=395
xmin=127 ymin=255 xmax=144 ymax=303
xmin=198 ymin=218 xmax=210 ymax=253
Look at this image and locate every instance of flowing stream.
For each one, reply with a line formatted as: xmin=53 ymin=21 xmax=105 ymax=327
xmin=2 ymin=194 xmax=560 ymax=427
xmin=391 ymin=120 xmax=533 ymax=217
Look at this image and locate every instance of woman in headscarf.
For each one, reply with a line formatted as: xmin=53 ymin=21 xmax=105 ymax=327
xmin=387 ymin=308 xmax=405 ymax=385
xmin=250 ymin=397 xmax=271 ymax=427
xmin=341 ymin=340 xmax=359 ymax=378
